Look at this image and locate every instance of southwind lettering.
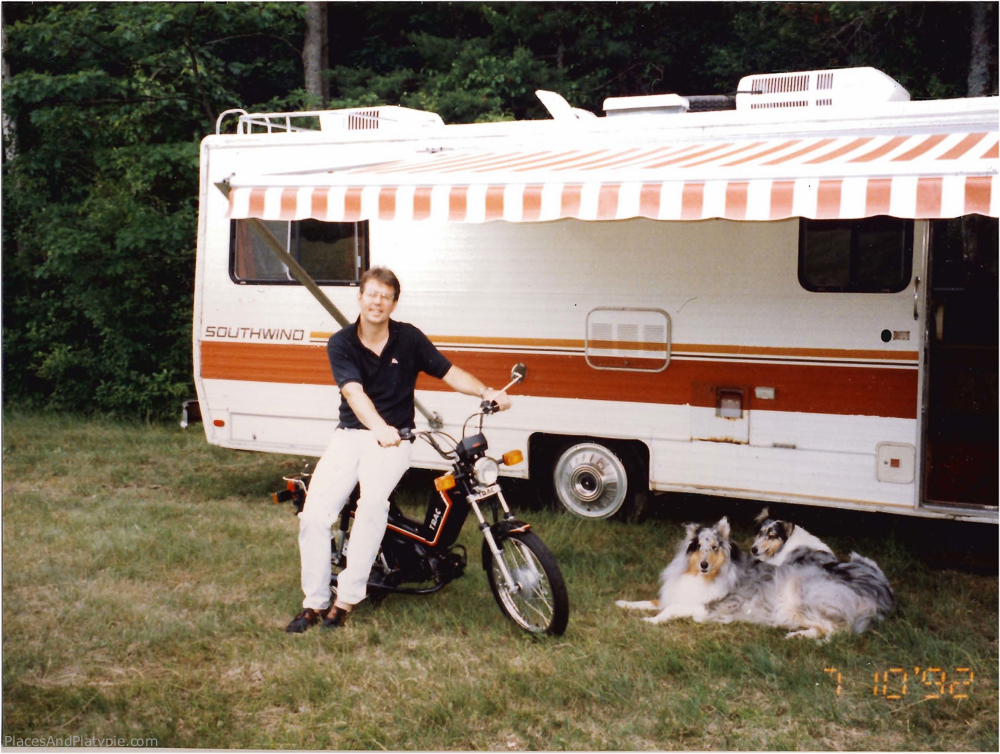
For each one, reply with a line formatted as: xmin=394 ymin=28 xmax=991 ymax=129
xmin=204 ymin=326 xmax=304 ymax=341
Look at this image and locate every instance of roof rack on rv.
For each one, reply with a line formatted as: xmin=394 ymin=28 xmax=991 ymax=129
xmin=215 ymin=106 xmax=445 ymax=136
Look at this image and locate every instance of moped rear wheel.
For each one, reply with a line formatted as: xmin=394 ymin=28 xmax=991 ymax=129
xmin=483 ymin=532 xmax=569 ymax=636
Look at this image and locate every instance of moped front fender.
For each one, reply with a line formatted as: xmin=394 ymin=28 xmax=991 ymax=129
xmin=480 ymin=518 xmax=532 ymax=571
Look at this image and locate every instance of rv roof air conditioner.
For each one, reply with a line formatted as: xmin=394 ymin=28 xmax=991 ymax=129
xmin=735 ymin=67 xmax=910 ymax=111
xmin=319 ymin=106 xmax=445 ymax=132
xmin=602 ymin=94 xmax=692 ymax=117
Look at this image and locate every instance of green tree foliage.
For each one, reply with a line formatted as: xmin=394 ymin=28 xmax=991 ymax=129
xmin=324 ymin=2 xmax=995 ymax=122
xmin=3 ymin=2 xmax=307 ymax=418
xmin=3 ymin=2 xmax=995 ymax=419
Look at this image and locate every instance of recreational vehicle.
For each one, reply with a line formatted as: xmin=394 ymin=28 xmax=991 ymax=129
xmin=193 ymin=67 xmax=998 ymax=523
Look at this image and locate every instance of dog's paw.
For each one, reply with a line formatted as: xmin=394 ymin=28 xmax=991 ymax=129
xmin=616 ymin=599 xmax=657 ymax=611
xmin=785 ymin=628 xmax=828 ymax=642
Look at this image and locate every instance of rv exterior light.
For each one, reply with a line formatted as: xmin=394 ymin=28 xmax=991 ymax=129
xmin=473 ymin=457 xmax=500 ymax=486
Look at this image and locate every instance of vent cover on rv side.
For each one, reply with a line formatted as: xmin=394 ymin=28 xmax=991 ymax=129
xmin=319 ymin=106 xmax=444 ymax=132
xmin=735 ymin=67 xmax=909 ymax=111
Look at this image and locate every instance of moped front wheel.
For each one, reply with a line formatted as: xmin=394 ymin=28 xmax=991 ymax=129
xmin=483 ymin=532 xmax=569 ymax=636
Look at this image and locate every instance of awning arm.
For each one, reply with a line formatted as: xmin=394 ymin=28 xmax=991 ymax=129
xmin=214 ymin=180 xmax=444 ymax=429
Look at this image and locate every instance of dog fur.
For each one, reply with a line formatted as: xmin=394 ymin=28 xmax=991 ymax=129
xmin=615 ymin=517 xmax=747 ymax=625
xmin=616 ymin=516 xmax=896 ymax=641
xmin=750 ymin=507 xmax=835 ymax=566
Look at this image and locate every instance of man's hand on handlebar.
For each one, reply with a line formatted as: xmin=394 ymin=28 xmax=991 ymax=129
xmin=374 ymin=425 xmax=402 ymax=448
xmin=481 ymin=388 xmax=511 ymax=412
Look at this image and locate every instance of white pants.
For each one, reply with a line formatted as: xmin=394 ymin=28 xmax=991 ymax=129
xmin=298 ymin=428 xmax=412 ymax=609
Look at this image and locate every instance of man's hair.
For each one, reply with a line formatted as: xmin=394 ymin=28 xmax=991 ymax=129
xmin=359 ymin=267 xmax=400 ymax=301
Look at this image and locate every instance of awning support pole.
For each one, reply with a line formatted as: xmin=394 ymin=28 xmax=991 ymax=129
xmin=214 ymin=181 xmax=443 ymax=428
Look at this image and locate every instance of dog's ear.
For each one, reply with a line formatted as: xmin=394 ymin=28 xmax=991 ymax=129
xmin=683 ymin=522 xmax=699 ymax=540
xmin=715 ymin=517 xmax=730 ymax=540
xmin=754 ymin=507 xmax=770 ymax=524
xmin=784 ymin=522 xmax=796 ymax=536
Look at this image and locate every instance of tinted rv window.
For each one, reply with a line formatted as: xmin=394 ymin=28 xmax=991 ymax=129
xmin=230 ymin=219 xmax=369 ymax=285
xmin=798 ymin=217 xmax=913 ymax=293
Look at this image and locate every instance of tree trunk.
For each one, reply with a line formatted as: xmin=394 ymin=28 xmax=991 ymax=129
xmin=303 ymin=1 xmax=329 ymax=107
xmin=2 ymin=6 xmax=17 ymax=161
xmin=967 ymin=3 xmax=993 ymax=97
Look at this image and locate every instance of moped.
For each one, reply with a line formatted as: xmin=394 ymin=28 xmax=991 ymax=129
xmin=274 ymin=364 xmax=569 ymax=635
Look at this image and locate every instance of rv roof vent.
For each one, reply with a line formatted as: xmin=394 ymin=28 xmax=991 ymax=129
xmin=735 ymin=67 xmax=909 ymax=111
xmin=603 ymin=94 xmax=691 ymax=117
xmin=319 ymin=106 xmax=444 ymax=132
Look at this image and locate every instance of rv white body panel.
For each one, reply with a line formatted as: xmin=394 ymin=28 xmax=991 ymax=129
xmin=193 ymin=83 xmax=998 ymax=523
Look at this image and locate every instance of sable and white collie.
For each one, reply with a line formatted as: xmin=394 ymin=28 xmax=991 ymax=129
xmin=617 ymin=516 xmax=896 ymax=641
xmin=750 ymin=507 xmax=835 ymax=566
xmin=615 ymin=517 xmax=745 ymax=625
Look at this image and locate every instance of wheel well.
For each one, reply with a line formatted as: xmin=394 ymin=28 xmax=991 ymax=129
xmin=527 ymin=433 xmax=650 ymax=488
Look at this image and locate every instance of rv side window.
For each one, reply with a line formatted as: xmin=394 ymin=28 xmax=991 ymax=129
xmin=230 ymin=219 xmax=369 ymax=285
xmin=798 ymin=217 xmax=913 ymax=293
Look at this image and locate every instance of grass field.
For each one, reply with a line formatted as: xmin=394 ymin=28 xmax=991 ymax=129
xmin=2 ymin=412 xmax=997 ymax=750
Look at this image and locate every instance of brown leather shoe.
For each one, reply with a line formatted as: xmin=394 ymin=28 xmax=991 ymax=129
xmin=322 ymin=606 xmax=350 ymax=629
xmin=285 ymin=606 xmax=329 ymax=633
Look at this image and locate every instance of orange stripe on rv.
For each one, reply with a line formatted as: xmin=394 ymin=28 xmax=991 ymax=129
xmin=344 ymin=187 xmax=362 ymax=221
xmin=561 ymin=185 xmax=582 ymax=217
xmin=722 ymin=140 xmax=800 ymax=166
xmin=449 ymin=186 xmax=468 ymax=221
xmin=522 ymin=185 xmax=543 ymax=221
xmin=939 ymin=133 xmax=988 ymax=160
xmin=485 ymin=185 xmax=505 ymax=220
xmin=597 ymin=184 xmax=620 ymax=220
xmin=199 ymin=342 xmax=918 ymax=419
xmin=865 ymin=179 xmax=893 ymax=215
xmin=312 ymin=188 xmax=329 ymax=217
xmin=965 ymin=176 xmax=992 ymax=214
xmin=725 ymin=182 xmax=749 ymax=220
xmin=422 ymin=335 xmax=919 ymax=361
xmin=804 ymin=137 xmax=873 ymax=164
xmin=680 ymin=183 xmax=704 ymax=219
xmin=769 ymin=181 xmax=795 ymax=219
xmin=848 ymin=136 xmax=908 ymax=163
xmin=892 ymin=134 xmax=947 ymax=161
xmin=413 ymin=187 xmax=432 ymax=220
xmin=379 ymin=187 xmax=396 ymax=220
xmin=816 ymin=180 xmax=843 ymax=218
xmin=280 ymin=188 xmax=297 ymax=219
xmin=763 ymin=139 xmax=835 ymax=165
xmin=639 ymin=184 xmax=662 ymax=218
xmin=916 ymin=177 xmax=943 ymax=217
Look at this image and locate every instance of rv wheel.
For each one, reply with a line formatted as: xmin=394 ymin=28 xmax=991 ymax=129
xmin=552 ymin=442 xmax=634 ymax=519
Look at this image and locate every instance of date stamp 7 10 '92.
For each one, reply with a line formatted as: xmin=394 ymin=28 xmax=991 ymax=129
xmin=824 ymin=666 xmax=976 ymax=699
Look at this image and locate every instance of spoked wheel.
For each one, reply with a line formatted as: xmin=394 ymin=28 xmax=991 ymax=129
xmin=483 ymin=531 xmax=569 ymax=636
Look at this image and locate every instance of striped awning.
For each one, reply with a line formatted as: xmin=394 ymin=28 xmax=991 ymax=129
xmin=227 ymin=131 xmax=999 ymax=223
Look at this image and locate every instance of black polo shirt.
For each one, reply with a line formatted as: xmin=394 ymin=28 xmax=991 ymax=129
xmin=328 ymin=319 xmax=452 ymax=431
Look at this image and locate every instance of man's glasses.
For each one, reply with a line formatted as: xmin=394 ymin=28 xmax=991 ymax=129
xmin=362 ymin=290 xmax=396 ymax=303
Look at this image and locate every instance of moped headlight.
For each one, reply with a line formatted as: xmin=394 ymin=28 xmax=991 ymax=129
xmin=473 ymin=456 xmax=500 ymax=486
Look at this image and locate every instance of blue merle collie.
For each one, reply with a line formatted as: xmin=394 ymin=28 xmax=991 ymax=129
xmin=750 ymin=507 xmax=835 ymax=566
xmin=617 ymin=516 xmax=896 ymax=641
xmin=616 ymin=517 xmax=745 ymax=625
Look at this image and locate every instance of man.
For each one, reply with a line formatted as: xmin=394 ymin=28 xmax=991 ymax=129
xmin=286 ymin=266 xmax=511 ymax=632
